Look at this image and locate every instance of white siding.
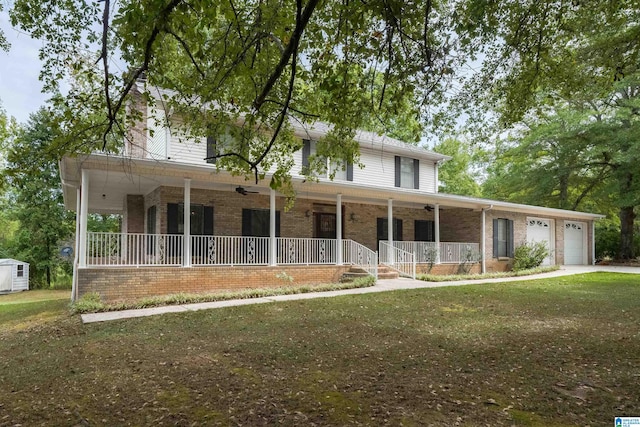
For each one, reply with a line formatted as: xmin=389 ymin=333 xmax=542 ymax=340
xmin=0 ymin=261 xmax=29 ymax=291
xmin=163 ymin=127 xmax=438 ymax=193
xmin=12 ymin=263 xmax=29 ymax=291
xmin=419 ymin=160 xmax=437 ymax=193
xmin=146 ymin=106 xmax=168 ymax=160
xmin=168 ymin=121 xmax=208 ymax=164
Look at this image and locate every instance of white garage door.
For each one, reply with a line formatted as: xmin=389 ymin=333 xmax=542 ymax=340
xmin=0 ymin=265 xmax=12 ymax=292
xmin=564 ymin=221 xmax=586 ymax=265
xmin=527 ymin=218 xmax=553 ymax=266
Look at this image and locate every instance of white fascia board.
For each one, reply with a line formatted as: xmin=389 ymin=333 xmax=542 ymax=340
xmin=67 ymin=153 xmax=605 ymax=221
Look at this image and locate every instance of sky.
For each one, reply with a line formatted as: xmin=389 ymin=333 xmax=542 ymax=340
xmin=0 ymin=10 xmax=49 ymax=124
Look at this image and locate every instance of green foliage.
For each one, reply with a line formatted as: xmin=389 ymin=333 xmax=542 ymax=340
xmin=433 ymin=138 xmax=483 ymax=197
xmin=1 ymin=109 xmax=75 ymax=288
xmin=512 ymin=241 xmax=551 ymax=272
xmin=418 ymin=265 xmax=560 ymax=282
xmin=71 ymin=275 xmax=376 ymax=314
xmin=8 ymin=0 xmax=463 ymax=198
xmin=71 ymin=292 xmax=104 ymax=313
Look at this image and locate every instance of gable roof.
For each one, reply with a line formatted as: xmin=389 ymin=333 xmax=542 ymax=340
xmin=143 ymin=84 xmax=450 ymax=163
xmin=289 ymin=120 xmax=450 ymax=163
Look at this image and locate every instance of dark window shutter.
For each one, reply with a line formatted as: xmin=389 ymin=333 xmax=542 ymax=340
xmin=346 ymin=162 xmax=353 ymax=181
xmin=203 ymin=206 xmax=214 ymax=235
xmin=507 ymin=219 xmax=515 ymax=257
xmin=242 ymin=209 xmax=252 ymax=236
xmin=492 ymin=219 xmax=499 ymax=258
xmin=377 ymin=218 xmax=385 ymax=242
xmin=415 ymin=220 xmax=435 ymax=242
xmin=276 ymin=212 xmax=281 ymax=237
xmin=413 ymin=159 xmax=419 ymax=189
xmin=395 ymin=219 xmax=403 ymax=241
xmin=206 ymin=136 xmax=216 ymax=164
xmin=302 ymin=139 xmax=311 ymax=172
xmin=394 ymin=156 xmax=401 ymax=187
xmin=168 ymin=203 xmax=180 ymax=234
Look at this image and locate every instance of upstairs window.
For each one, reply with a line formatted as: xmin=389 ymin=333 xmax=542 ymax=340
xmin=395 ymin=156 xmax=419 ymax=189
xmin=302 ymin=139 xmax=353 ymax=181
xmin=206 ymin=128 xmax=236 ymax=164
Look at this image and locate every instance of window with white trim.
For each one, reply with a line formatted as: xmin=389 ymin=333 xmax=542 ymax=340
xmin=395 ymin=156 xmax=419 ymax=189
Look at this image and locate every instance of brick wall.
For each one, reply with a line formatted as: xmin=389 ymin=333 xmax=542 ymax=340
xmin=125 ymin=88 xmax=147 ymax=158
xmin=78 ymin=265 xmax=351 ymax=303
xmin=139 ymin=188 xmax=480 ymax=253
xmin=125 ymin=195 xmax=145 ymax=233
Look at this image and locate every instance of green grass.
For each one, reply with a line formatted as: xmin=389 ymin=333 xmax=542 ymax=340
xmin=1 ymin=272 xmax=639 ymax=426
xmin=418 ymin=265 xmax=560 ymax=282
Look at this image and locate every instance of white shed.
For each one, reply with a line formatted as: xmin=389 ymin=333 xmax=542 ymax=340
xmin=0 ymin=259 xmax=30 ymax=293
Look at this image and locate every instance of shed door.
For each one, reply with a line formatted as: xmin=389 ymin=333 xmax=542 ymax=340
xmin=527 ymin=218 xmax=553 ymax=266
xmin=0 ymin=265 xmax=11 ymax=292
xmin=564 ymin=221 xmax=587 ymax=265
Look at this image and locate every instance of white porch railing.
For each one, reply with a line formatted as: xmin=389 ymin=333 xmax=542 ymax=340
xmin=86 ymin=232 xmax=183 ymax=266
xmin=381 ymin=241 xmax=481 ymax=264
xmin=343 ymin=239 xmax=378 ymax=280
xmin=277 ymin=238 xmax=337 ymax=264
xmin=440 ymin=242 xmax=481 ymax=263
xmin=379 ymin=241 xmax=416 ymax=279
xmin=85 ymin=233 xmax=376 ymax=279
xmin=191 ymin=236 xmax=270 ymax=266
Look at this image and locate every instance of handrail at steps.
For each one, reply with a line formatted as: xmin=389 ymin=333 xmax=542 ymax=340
xmin=343 ymin=239 xmax=378 ymax=280
xmin=379 ymin=241 xmax=416 ymax=279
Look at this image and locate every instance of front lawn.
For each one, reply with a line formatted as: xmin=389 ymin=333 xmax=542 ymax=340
xmin=1 ymin=273 xmax=639 ymax=426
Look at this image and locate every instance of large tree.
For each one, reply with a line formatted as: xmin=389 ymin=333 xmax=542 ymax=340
xmin=2 ymin=109 xmax=74 ymax=287
xmin=458 ymin=0 xmax=640 ymax=259
xmin=9 ymin=0 xmax=461 ymax=197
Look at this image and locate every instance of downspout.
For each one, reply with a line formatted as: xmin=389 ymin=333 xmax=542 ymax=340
xmin=481 ymin=205 xmax=493 ymax=274
xmin=592 ymin=220 xmax=596 ymax=265
xmin=71 ymin=187 xmax=81 ymax=302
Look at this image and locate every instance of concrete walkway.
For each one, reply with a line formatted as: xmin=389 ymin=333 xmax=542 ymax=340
xmin=81 ymin=265 xmax=639 ymax=324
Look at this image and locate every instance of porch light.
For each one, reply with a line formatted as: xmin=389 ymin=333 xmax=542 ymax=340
xmin=350 ymin=212 xmax=357 ymax=222
xmin=305 ymin=210 xmax=311 ymax=218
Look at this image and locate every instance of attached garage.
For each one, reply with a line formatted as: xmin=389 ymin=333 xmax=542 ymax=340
xmin=564 ymin=221 xmax=588 ymax=265
xmin=0 ymin=259 xmax=30 ymax=293
xmin=526 ymin=218 xmax=554 ymax=266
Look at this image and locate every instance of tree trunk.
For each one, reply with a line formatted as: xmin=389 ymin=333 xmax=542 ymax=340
xmin=618 ymin=206 xmax=636 ymax=260
xmin=46 ymin=266 xmax=51 ymax=287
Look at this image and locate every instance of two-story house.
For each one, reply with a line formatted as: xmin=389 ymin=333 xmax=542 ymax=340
xmin=60 ymin=84 xmax=604 ymax=302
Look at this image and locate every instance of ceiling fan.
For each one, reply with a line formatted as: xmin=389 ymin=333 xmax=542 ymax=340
xmin=424 ymin=205 xmax=443 ymax=212
xmin=235 ymin=186 xmax=259 ymax=196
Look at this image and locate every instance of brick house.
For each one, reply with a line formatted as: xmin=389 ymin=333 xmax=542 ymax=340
xmin=60 ymin=85 xmax=604 ymax=302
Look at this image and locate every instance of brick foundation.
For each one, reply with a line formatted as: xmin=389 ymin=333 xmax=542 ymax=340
xmin=78 ymin=265 xmax=351 ymax=303
xmin=416 ymin=263 xmax=482 ymax=275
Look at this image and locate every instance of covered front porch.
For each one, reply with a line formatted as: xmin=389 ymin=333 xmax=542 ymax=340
xmin=62 ymin=154 xmax=488 ymax=300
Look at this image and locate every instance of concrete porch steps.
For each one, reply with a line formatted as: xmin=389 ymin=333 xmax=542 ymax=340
xmin=340 ymin=265 xmax=399 ymax=282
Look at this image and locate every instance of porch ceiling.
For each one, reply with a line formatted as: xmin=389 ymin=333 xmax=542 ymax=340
xmin=60 ymin=154 xmax=604 ymax=220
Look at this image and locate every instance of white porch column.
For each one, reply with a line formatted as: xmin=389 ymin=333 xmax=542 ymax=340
xmin=387 ymin=198 xmax=393 ymax=263
xmin=434 ymin=204 xmax=441 ymax=264
xmin=336 ymin=193 xmax=343 ymax=265
xmin=481 ymin=208 xmax=486 ymax=274
xmin=591 ymin=220 xmax=596 ymax=266
xmin=183 ymin=178 xmax=191 ymax=267
xmin=71 ymin=187 xmax=81 ymax=301
xmin=270 ymin=189 xmax=276 ymax=266
xmin=78 ymin=170 xmax=89 ymax=268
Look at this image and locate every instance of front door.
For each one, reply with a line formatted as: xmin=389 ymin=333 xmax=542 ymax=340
xmin=314 ymin=213 xmax=336 ymax=239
